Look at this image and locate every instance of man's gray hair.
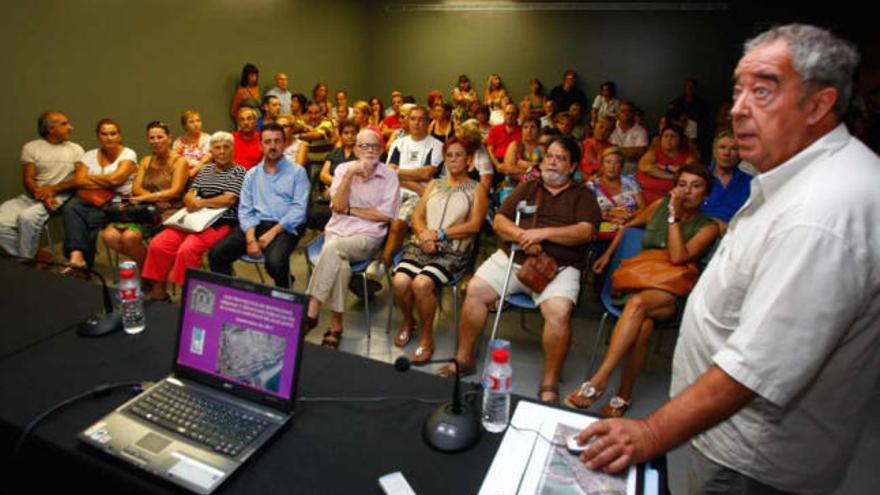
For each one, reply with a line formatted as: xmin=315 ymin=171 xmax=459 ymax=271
xmin=745 ymin=23 xmax=859 ymax=117
xmin=356 ymin=127 xmax=380 ymax=144
xmin=209 ymin=131 xmax=234 ymax=146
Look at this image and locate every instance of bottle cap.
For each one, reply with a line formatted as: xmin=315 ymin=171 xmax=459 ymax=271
xmin=119 ymin=268 xmax=136 ymax=279
xmin=491 ymin=348 xmax=509 ymax=364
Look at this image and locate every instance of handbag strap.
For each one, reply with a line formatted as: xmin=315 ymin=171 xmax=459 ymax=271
xmin=530 ymin=183 xmax=544 ymax=228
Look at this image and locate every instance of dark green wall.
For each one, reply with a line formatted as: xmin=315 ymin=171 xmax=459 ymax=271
xmin=1 ymin=0 xmax=369 ymax=198
xmin=2 ymin=2 xmax=868 ymax=199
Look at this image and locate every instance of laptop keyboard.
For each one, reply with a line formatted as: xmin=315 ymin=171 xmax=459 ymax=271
xmin=127 ymin=382 xmax=271 ymax=457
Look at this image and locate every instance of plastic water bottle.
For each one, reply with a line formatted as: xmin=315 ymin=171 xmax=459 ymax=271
xmin=118 ymin=261 xmax=145 ymax=334
xmin=481 ymin=347 xmax=513 ymax=433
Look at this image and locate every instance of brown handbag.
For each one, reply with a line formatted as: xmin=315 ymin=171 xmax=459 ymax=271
xmin=610 ymin=249 xmax=699 ymax=296
xmin=77 ymin=188 xmax=115 ymax=207
xmin=515 ymin=185 xmax=560 ymax=293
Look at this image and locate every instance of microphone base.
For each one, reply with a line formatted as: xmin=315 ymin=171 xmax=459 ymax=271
xmin=77 ymin=312 xmax=123 ymax=338
xmin=422 ymin=402 xmax=481 ymax=453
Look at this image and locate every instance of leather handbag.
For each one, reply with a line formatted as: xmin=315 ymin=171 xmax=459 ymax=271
xmin=611 ymin=249 xmax=699 ymax=296
xmin=77 ymin=188 xmax=114 ymax=207
xmin=517 ymin=252 xmax=559 ymax=293
xmin=515 ymin=184 xmax=560 ymax=293
xmin=102 ymin=202 xmax=162 ymax=225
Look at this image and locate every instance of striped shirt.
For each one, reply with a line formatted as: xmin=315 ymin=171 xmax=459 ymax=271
xmin=305 ymin=118 xmax=336 ymax=163
xmin=192 ymin=163 xmax=247 ymax=223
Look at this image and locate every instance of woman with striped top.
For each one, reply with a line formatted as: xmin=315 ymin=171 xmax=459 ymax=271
xmin=141 ymin=131 xmax=246 ymax=301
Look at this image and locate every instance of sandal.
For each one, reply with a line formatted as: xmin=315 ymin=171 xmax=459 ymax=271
xmin=599 ymin=396 xmax=631 ymax=418
xmin=564 ymin=381 xmax=605 ymax=410
xmin=393 ymin=325 xmax=414 ymax=348
xmin=304 ymin=315 xmax=318 ymax=333
xmin=436 ymin=361 xmax=475 ymax=379
xmin=321 ymin=329 xmax=343 ymax=349
xmin=538 ymin=384 xmax=560 ymax=404
xmin=410 ymin=344 xmax=434 ymax=363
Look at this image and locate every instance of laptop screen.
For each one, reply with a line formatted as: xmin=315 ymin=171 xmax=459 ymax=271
xmin=176 ymin=273 xmax=305 ymax=401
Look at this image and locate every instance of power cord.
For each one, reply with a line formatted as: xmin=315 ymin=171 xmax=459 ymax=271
xmin=507 ymin=423 xmax=567 ymax=448
xmin=14 ymin=381 xmax=152 ymax=457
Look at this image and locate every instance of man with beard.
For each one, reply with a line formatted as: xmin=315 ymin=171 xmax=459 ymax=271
xmin=439 ymin=136 xmax=600 ymax=404
xmin=209 ymin=123 xmax=309 ymax=288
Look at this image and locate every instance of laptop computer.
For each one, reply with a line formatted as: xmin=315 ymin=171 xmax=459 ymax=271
xmin=79 ymin=269 xmax=307 ymax=494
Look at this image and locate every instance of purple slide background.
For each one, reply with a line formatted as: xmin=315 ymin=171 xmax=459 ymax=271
xmin=177 ymin=280 xmax=304 ymax=400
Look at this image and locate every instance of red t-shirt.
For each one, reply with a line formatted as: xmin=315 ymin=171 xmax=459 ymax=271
xmin=486 ymin=124 xmax=522 ymax=160
xmin=233 ymin=131 xmax=264 ymax=170
xmin=381 ymin=114 xmax=401 ymax=130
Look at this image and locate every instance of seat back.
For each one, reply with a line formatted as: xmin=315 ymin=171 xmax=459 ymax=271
xmin=599 ymin=227 xmax=645 ymax=315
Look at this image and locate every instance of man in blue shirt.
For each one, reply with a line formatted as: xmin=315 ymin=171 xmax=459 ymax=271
xmin=701 ymin=129 xmax=753 ymax=224
xmin=209 ymin=123 xmax=310 ymax=287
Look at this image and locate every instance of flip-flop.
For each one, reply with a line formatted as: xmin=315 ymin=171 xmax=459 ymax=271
xmin=410 ymin=344 xmax=434 ymax=363
xmin=599 ymin=396 xmax=631 ymax=418
xmin=393 ymin=325 xmax=414 ymax=348
xmin=435 ymin=362 xmax=475 ymax=378
xmin=564 ymin=381 xmax=605 ymax=410
xmin=538 ymin=384 xmax=560 ymax=404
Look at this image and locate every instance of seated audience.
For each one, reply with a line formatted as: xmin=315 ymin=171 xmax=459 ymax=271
xmin=276 ymin=115 xmax=309 ymax=166
xmin=439 ymin=137 xmax=601 ymax=404
xmin=591 ymin=81 xmax=620 ymax=126
xmin=426 ymin=90 xmax=444 ymax=109
xmin=701 ymin=129 xmax=752 ymax=224
xmin=382 ymin=105 xmax=443 ymax=266
xmin=232 ymin=107 xmax=263 ymax=170
xmin=391 ymin=137 xmax=489 ymax=360
xmin=229 ymin=63 xmax=261 ymax=124
xmin=586 ymin=147 xmax=645 ymax=241
xmin=0 ymin=111 xmax=83 ymax=259
xmin=483 ymin=73 xmax=508 ymax=126
xmin=428 ymin=102 xmax=455 ymax=143
xmin=352 ymin=100 xmax=383 ymax=148
xmin=471 ymin=103 xmax=492 ymax=139
xmin=304 ymin=129 xmax=400 ymax=348
xmin=456 ymin=119 xmax=495 ymax=193
xmin=568 ymin=102 xmax=588 ymax=142
xmin=380 ymin=92 xmax=405 ymax=140
xmin=451 ymin=75 xmax=478 ymax=125
xmin=290 ymin=93 xmax=308 ymax=123
xmin=520 ymin=78 xmax=546 ymax=121
xmin=609 ymin=100 xmax=648 ymax=175
xmin=499 ymin=116 xmax=543 ymax=205
xmin=101 ymin=121 xmax=187 ymax=267
xmin=485 ymin=103 xmax=522 ymax=174
xmin=266 ymin=72 xmax=292 ymax=115
xmin=299 ymin=100 xmax=336 ymax=174
xmin=310 ymin=119 xmax=359 ymax=230
xmin=549 ymin=70 xmax=588 ymax=115
xmin=580 ymin=115 xmax=614 ymax=178
xmin=540 ymin=98 xmax=556 ymax=131
xmin=332 ymin=89 xmax=352 ymax=124
xmin=172 ymin=110 xmax=212 ymax=178
xmin=385 ymin=103 xmax=415 ymax=154
xmin=312 ymin=82 xmax=332 ymax=117
xmin=369 ymin=97 xmax=384 ymax=127
xmin=565 ymin=164 xmax=719 ymax=417
xmin=637 ymin=124 xmax=697 ymax=204
xmin=257 ymin=94 xmax=282 ymax=129
xmin=61 ymin=119 xmax=137 ymax=272
xmin=142 ymin=132 xmax=245 ymax=300
xmin=208 ymin=124 xmax=309 ymax=288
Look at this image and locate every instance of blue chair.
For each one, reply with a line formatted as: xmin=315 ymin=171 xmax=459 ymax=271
xmin=239 ymin=254 xmax=267 ymax=284
xmin=586 ymin=227 xmax=647 ymax=374
xmin=306 ymin=234 xmax=376 ymax=340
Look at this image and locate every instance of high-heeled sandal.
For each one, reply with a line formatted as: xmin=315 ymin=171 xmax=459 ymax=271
xmin=564 ymin=381 xmax=605 ymax=410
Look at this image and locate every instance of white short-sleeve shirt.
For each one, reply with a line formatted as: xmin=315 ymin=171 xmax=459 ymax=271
xmin=671 ymin=125 xmax=880 ymax=494
xmin=80 ymin=147 xmax=138 ymax=197
xmin=20 ymin=139 xmax=84 ymax=187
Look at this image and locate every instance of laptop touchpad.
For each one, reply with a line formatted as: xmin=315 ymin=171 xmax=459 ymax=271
xmin=136 ymin=433 xmax=171 ymax=454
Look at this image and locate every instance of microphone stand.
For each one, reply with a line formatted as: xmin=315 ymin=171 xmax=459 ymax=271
xmin=395 ymin=356 xmax=481 ymax=452
xmin=1 ymin=252 xmax=122 ymax=337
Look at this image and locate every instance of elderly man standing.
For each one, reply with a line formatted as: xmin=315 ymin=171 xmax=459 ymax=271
xmin=0 ymin=111 xmax=84 ymax=259
xmin=578 ymin=25 xmax=880 ymax=495
xmin=304 ymin=129 xmax=399 ymax=349
xmin=266 ymin=72 xmax=292 ymax=115
xmin=440 ymin=137 xmax=600 ymax=404
xmin=232 ymin=107 xmax=263 ymax=170
xmin=209 ymin=123 xmax=309 ymax=288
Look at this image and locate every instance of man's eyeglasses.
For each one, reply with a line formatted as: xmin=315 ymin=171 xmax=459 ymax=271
xmin=357 ymin=143 xmax=381 ymax=151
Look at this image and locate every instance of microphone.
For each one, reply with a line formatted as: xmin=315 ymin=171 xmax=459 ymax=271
xmin=1 ymin=252 xmax=122 ymax=337
xmin=395 ymin=356 xmax=481 ymax=453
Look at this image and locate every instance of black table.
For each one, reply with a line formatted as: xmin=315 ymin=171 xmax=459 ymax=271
xmin=0 ymin=261 xmax=503 ymax=494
